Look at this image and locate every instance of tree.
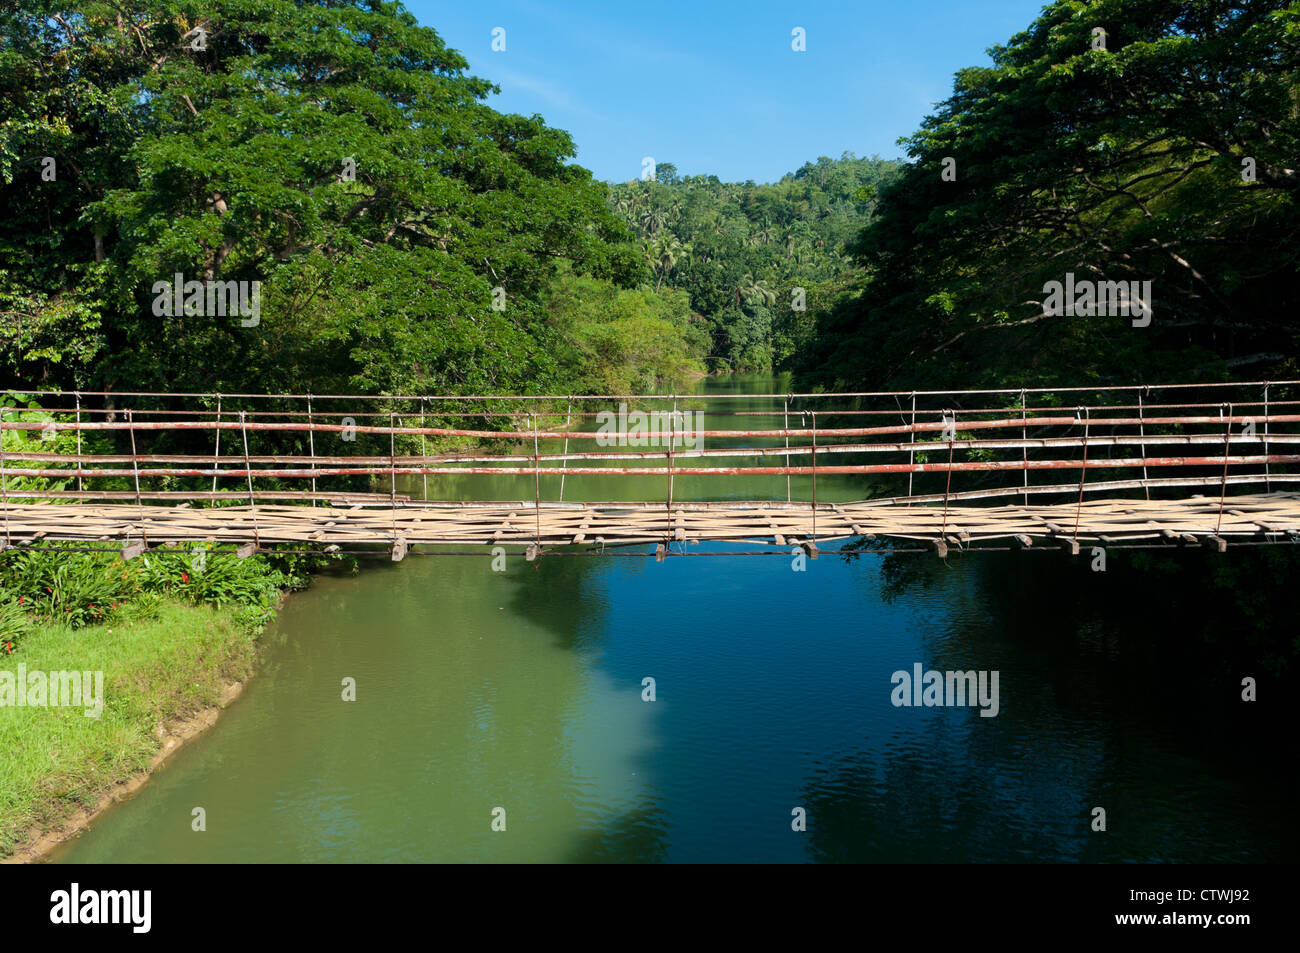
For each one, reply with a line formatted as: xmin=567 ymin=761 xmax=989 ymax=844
xmin=651 ymin=235 xmax=687 ymax=292
xmin=605 ymin=154 xmax=901 ymax=372
xmin=797 ymin=0 xmax=1300 ymax=392
xmin=737 ymin=273 xmax=775 ymax=308
xmin=0 ymin=0 xmax=640 ymax=398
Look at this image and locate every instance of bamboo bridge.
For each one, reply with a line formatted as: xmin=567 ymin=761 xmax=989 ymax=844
xmin=2 ymin=380 xmax=1299 ymax=560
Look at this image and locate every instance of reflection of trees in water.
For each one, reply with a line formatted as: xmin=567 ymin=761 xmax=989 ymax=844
xmin=800 ymin=547 xmax=1300 ymax=863
xmin=847 ymin=543 xmax=1297 ymax=696
xmin=799 ymin=743 xmax=1092 ymax=863
xmin=565 ymin=800 xmax=671 ymax=863
xmin=800 ymin=730 xmax=1296 ymax=863
xmin=498 ymin=546 xmax=614 ymax=654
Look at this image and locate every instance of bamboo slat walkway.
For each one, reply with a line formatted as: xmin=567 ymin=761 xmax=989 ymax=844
xmin=2 ymin=493 xmax=1299 ymax=555
xmin=3 ymin=380 xmax=1299 ymax=558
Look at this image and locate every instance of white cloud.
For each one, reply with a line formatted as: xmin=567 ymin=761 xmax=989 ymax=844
xmin=489 ymin=67 xmax=585 ymax=115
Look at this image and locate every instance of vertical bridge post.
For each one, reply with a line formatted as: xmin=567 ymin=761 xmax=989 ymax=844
xmin=239 ymin=410 xmax=259 ymax=553
xmin=1 ymin=402 xmax=9 ymax=549
xmin=784 ymin=396 xmax=792 ymax=503
xmin=1020 ymin=390 xmax=1028 ymax=506
xmin=907 ymin=392 xmax=916 ymax=504
xmin=665 ymin=396 xmax=676 ymax=554
xmin=211 ymin=394 xmax=222 ymax=499
xmin=307 ymin=394 xmax=316 ymax=506
xmin=74 ymin=391 xmax=83 ymax=495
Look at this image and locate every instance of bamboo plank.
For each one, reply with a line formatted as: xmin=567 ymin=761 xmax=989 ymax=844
xmin=4 ymin=493 xmax=1299 ymax=549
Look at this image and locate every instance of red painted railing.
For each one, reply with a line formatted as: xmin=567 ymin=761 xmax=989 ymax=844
xmin=2 ymin=381 xmax=1298 ymax=508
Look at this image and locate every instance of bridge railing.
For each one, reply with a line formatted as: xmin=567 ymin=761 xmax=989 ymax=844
xmin=2 ymin=380 xmax=1298 ymax=512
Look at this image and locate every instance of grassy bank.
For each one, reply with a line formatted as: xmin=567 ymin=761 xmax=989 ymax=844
xmin=0 ymin=545 xmax=344 ymax=859
xmin=0 ymin=602 xmax=260 ymax=857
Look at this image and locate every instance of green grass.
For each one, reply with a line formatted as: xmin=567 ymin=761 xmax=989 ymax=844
xmin=0 ymin=601 xmax=259 ymax=858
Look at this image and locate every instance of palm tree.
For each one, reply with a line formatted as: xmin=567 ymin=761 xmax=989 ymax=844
xmin=640 ymin=205 xmax=667 ymax=236
xmin=653 ymin=235 xmax=685 ymax=292
xmin=736 ymin=273 xmax=775 ymax=308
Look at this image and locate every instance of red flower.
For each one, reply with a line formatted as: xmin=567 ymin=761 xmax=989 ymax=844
xmin=4 ymin=642 xmax=11 ymax=655
xmin=181 ymin=571 xmax=190 ymax=584
xmin=16 ymin=596 xmax=23 ymax=604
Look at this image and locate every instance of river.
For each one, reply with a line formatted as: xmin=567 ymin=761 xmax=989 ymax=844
xmin=49 ymin=375 xmax=1296 ymax=862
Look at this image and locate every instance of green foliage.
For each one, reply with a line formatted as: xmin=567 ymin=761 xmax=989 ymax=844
xmin=0 ymin=397 xmax=123 ymax=499
xmin=543 ymin=268 xmax=707 ymax=394
xmin=797 ymin=0 xmax=1300 ymax=391
xmin=260 ymin=545 xmax=359 ymax=582
xmin=0 ymin=544 xmax=298 ymax=636
xmin=0 ymin=1 xmax=639 ymax=397
xmin=607 ymin=154 xmax=901 ymax=372
xmin=0 ymin=594 xmax=31 ymax=651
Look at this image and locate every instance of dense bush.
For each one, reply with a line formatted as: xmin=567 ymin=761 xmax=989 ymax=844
xmin=0 ymin=543 xmax=329 ymax=645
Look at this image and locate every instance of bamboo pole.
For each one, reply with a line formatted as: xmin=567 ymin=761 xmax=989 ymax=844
xmin=5 ymin=378 xmax=1296 ymax=402
xmin=908 ymin=393 xmax=917 ymax=504
xmin=785 ymin=396 xmax=792 ymax=503
xmin=559 ymin=397 xmax=572 ymax=503
xmin=1 ymin=403 xmax=8 ymax=549
xmin=7 ymin=453 xmax=1300 ymax=481
xmin=8 ymin=412 xmax=1300 ymax=441
xmin=240 ymin=411 xmax=259 ymax=548
xmin=420 ymin=398 xmax=429 ymax=502
xmin=1020 ymin=390 xmax=1028 ymax=506
xmin=7 ymin=429 xmax=1300 ymax=468
xmin=1138 ymin=389 xmax=1150 ymax=501
xmin=1264 ymin=383 xmax=1271 ymax=493
xmin=212 ymin=395 xmax=222 ymax=496
xmin=74 ymin=392 xmax=83 ymax=495
xmin=308 ymin=395 xmax=316 ymax=506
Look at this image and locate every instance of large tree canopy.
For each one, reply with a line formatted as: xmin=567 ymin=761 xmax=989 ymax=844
xmin=1 ymin=0 xmax=641 ymax=395
xmin=797 ymin=0 xmax=1300 ymax=391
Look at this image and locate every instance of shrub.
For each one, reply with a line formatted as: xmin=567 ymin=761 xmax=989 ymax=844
xmin=0 ymin=595 xmax=30 ymax=653
xmin=0 ymin=543 xmax=316 ymax=639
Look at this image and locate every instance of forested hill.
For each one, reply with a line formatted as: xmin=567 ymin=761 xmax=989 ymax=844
xmin=607 ymin=155 xmax=901 ymax=372
xmin=794 ymin=0 xmax=1300 ymax=392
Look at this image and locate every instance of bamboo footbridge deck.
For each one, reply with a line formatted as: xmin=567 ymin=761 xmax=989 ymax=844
xmin=3 ymin=380 xmax=1299 ymax=559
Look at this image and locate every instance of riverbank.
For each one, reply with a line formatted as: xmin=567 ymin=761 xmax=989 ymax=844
xmin=0 ymin=601 xmax=264 ymax=862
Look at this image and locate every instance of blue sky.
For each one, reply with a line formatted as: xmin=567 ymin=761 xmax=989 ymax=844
xmin=403 ymin=0 xmax=1050 ymax=184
